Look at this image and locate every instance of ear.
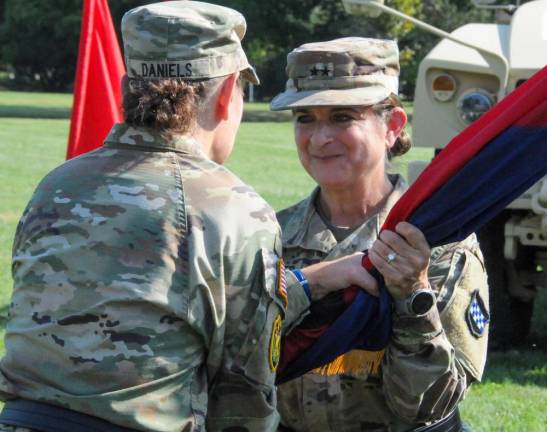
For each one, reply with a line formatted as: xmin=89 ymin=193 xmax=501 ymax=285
xmin=215 ymin=73 xmax=239 ymax=121
xmin=385 ymin=107 xmax=407 ymax=149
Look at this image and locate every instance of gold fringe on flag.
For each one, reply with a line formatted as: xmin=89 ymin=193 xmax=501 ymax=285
xmin=312 ymin=349 xmax=385 ymax=376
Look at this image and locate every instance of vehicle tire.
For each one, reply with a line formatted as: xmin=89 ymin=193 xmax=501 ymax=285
xmin=477 ymin=211 xmax=534 ymax=349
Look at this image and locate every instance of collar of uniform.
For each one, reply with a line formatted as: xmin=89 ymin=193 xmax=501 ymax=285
xmin=330 ymin=174 xmax=408 ymax=258
xmin=280 ymin=187 xmax=337 ymax=254
xmin=103 ymin=123 xmax=208 ymax=158
xmin=280 ymin=174 xmax=408 ymax=253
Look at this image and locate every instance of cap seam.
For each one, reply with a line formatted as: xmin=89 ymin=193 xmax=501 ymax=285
xmin=126 ymin=47 xmax=242 ymax=62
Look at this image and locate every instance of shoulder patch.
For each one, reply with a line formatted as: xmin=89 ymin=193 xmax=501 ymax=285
xmin=466 ymin=290 xmax=490 ymax=338
xmin=269 ymin=314 xmax=283 ymax=371
xmin=277 ymin=258 xmax=288 ymax=308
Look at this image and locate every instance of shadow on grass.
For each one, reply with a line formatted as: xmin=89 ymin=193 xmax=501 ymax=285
xmin=0 ymin=106 xmax=71 ymax=119
xmin=242 ymin=110 xmax=291 ymax=122
xmin=483 ymin=349 xmax=547 ymax=387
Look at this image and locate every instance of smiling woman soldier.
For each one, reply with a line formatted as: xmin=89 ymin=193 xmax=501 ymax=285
xmin=271 ymin=37 xmax=490 ymax=432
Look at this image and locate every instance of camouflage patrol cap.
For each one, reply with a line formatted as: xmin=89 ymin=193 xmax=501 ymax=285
xmin=270 ymin=37 xmax=399 ymax=111
xmin=122 ymin=1 xmax=259 ymax=84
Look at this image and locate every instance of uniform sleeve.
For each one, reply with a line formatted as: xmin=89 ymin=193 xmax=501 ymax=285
xmin=381 ymin=235 xmax=489 ymax=423
xmin=205 ymin=246 xmax=286 ymax=432
xmin=283 ymin=270 xmax=311 ymax=332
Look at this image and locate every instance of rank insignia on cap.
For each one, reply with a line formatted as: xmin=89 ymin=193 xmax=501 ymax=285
xmin=277 ymin=258 xmax=288 ymax=308
xmin=269 ymin=314 xmax=283 ymax=371
xmin=466 ymin=290 xmax=490 ymax=338
xmin=309 ymin=62 xmax=334 ymax=78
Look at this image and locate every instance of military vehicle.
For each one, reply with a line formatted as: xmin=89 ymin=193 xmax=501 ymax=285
xmin=342 ymin=0 xmax=547 ymax=347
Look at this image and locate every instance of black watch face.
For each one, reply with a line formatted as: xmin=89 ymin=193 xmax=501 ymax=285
xmin=411 ymin=291 xmax=435 ymax=315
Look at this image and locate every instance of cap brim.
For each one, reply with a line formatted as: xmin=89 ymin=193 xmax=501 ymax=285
xmin=241 ymin=65 xmax=260 ymax=85
xmin=270 ymin=86 xmax=391 ymax=111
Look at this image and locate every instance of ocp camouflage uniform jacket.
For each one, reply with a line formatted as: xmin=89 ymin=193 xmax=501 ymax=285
xmin=0 ymin=124 xmax=310 ymax=432
xmin=276 ymin=175 xmax=490 ymax=432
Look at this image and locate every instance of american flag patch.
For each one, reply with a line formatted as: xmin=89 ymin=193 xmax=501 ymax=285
xmin=466 ymin=290 xmax=490 ymax=338
xmin=277 ymin=258 xmax=288 ymax=308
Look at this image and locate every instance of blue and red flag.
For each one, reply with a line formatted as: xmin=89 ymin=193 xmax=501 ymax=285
xmin=277 ymin=65 xmax=547 ymax=384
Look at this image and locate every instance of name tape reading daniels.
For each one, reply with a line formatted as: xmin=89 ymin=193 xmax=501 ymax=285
xmin=140 ymin=62 xmax=193 ymax=78
xmin=126 ymin=55 xmax=247 ymax=80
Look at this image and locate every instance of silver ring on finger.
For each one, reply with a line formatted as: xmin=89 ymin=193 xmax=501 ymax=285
xmin=386 ymin=252 xmax=397 ymax=264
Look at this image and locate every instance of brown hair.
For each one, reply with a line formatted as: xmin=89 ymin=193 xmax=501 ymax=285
xmin=122 ymin=76 xmax=226 ymax=140
xmin=373 ymin=93 xmax=412 ymax=159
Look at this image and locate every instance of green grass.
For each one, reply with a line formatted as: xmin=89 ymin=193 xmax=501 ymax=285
xmin=0 ymin=118 xmax=69 ymax=309
xmin=0 ymin=91 xmax=73 ymax=118
xmin=460 ymin=350 xmax=547 ymax=431
xmin=242 ymin=101 xmax=271 ymax=111
xmin=0 ymin=91 xmax=546 ymax=431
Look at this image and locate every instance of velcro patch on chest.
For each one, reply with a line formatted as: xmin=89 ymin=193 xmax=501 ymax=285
xmin=465 ymin=290 xmax=490 ymax=338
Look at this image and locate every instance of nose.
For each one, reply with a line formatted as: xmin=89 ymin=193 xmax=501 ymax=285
xmin=310 ymin=122 xmax=333 ymax=149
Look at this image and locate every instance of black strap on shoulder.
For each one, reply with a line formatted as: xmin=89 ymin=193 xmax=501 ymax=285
xmin=0 ymin=399 xmax=138 ymax=432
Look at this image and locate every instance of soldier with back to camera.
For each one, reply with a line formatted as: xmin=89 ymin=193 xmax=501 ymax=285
xmin=0 ymin=3 xmax=377 ymax=431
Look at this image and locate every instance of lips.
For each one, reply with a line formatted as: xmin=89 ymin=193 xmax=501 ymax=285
xmin=312 ymin=154 xmax=342 ymax=160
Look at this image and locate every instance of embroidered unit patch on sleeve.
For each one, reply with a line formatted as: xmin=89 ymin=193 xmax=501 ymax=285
xmin=277 ymin=258 xmax=288 ymax=308
xmin=465 ymin=290 xmax=490 ymax=338
xmin=269 ymin=314 xmax=283 ymax=371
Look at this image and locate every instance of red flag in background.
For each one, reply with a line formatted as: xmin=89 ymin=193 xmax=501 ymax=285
xmin=66 ymin=0 xmax=125 ymax=159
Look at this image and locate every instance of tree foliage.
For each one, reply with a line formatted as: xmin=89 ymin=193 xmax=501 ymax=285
xmin=217 ymin=0 xmax=495 ymax=99
xmin=1 ymin=0 xmax=81 ymax=90
xmin=0 ymin=0 xmax=513 ymax=95
xmin=0 ymin=0 xmax=148 ymax=91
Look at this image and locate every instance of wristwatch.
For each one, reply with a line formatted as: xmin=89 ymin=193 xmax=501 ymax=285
xmin=397 ymin=288 xmax=437 ymax=316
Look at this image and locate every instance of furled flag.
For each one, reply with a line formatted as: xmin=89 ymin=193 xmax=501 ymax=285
xmin=277 ymin=65 xmax=547 ymax=384
xmin=66 ymin=0 xmax=125 ymax=159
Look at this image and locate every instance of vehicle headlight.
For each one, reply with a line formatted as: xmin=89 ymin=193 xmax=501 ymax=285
xmin=456 ymin=89 xmax=495 ymax=125
xmin=432 ymin=73 xmax=457 ymax=102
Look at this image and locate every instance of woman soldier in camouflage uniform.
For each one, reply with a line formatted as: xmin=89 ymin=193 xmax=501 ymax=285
xmin=270 ymin=38 xmax=489 ymax=432
xmin=0 ymin=4 xmax=377 ymax=432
